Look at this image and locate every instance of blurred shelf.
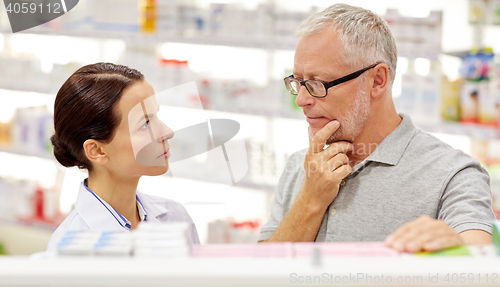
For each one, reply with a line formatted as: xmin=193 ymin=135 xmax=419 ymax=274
xmin=0 ymin=80 xmax=55 ymax=94
xmin=0 ymin=85 xmax=304 ymax=120
xmin=8 ymin=29 xmax=299 ymax=50
xmin=415 ymin=121 xmax=499 ymax=140
xmin=164 ymin=172 xmax=276 ymax=193
xmin=211 ymin=104 xmax=303 ymax=120
xmin=234 ymin=179 xmax=275 ymax=193
xmin=442 ymin=50 xmax=470 ymax=59
xmin=0 ymin=146 xmax=277 ymax=193
xmin=0 ymin=216 xmax=59 ymax=231
xmin=0 ymin=146 xmax=53 ymax=160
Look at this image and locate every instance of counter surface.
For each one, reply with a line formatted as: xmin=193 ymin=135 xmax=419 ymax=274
xmin=1 ymin=255 xmax=499 ymax=286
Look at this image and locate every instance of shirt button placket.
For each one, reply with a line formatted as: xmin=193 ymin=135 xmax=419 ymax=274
xmin=340 ymin=179 xmax=346 ymax=186
xmin=327 ymin=179 xmax=347 ymax=241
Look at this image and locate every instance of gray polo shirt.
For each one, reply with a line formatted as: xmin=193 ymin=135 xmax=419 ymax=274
xmin=259 ymin=114 xmax=495 ymax=242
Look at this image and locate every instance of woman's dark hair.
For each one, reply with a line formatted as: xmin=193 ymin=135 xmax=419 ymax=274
xmin=51 ymin=62 xmax=144 ymax=171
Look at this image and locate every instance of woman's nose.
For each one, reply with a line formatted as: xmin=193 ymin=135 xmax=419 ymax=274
xmin=156 ymin=120 xmax=174 ymax=142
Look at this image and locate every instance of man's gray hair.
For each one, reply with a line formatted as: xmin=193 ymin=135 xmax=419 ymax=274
xmin=296 ymin=3 xmax=397 ymax=87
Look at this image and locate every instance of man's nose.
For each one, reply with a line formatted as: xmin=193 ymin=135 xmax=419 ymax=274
xmin=295 ymin=85 xmax=315 ymax=108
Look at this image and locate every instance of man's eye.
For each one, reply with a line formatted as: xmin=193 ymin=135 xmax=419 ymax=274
xmin=139 ymin=120 xmax=150 ymax=130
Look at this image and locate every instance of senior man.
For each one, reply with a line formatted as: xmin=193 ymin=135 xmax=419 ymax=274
xmin=258 ymin=3 xmax=494 ymax=252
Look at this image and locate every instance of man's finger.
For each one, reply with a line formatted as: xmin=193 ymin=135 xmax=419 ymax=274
xmin=331 ymin=164 xmax=352 ymax=181
xmin=323 ymin=141 xmax=353 ymax=158
xmin=327 ymin=153 xmax=349 ymax=171
xmin=385 ymin=216 xmax=433 ymax=245
xmin=389 ymin=224 xmax=430 ymax=252
xmin=385 ymin=221 xmax=416 ymax=245
xmin=404 ymin=228 xmax=444 ymax=252
xmin=422 ymin=235 xmax=463 ymax=251
xmin=386 ymin=217 xmax=461 ymax=253
xmin=309 ymin=121 xmax=340 ymax=154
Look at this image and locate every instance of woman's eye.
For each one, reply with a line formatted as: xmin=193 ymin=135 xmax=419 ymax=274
xmin=139 ymin=120 xmax=150 ymax=130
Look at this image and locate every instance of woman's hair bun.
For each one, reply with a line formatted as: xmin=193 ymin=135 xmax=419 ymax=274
xmin=50 ymin=134 xmax=80 ymax=168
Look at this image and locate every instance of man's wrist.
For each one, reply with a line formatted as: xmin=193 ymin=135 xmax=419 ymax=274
xmin=296 ymin=191 xmax=329 ymax=216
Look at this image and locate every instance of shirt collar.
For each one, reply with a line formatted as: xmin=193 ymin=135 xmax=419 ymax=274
xmin=76 ymin=181 xmax=148 ymax=231
xmin=354 ymin=113 xmax=417 ymax=169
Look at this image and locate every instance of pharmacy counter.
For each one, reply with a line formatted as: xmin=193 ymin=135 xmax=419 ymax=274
xmin=1 ymin=255 xmax=500 ymax=286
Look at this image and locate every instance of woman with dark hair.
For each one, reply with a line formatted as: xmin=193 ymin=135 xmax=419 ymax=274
xmin=46 ymin=63 xmax=199 ymax=252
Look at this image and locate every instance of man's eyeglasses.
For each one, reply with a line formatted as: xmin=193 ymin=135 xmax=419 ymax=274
xmin=283 ymin=63 xmax=380 ymax=98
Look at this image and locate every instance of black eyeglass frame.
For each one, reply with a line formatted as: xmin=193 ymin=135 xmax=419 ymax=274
xmin=284 ymin=62 xmax=382 ymax=98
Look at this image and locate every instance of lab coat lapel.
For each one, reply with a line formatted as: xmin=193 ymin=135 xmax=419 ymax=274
xmin=75 ymin=182 xmax=128 ymax=232
xmin=136 ymin=190 xmax=170 ymax=223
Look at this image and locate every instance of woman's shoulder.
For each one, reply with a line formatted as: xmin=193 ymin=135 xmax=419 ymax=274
xmin=46 ymin=209 xmax=90 ymax=252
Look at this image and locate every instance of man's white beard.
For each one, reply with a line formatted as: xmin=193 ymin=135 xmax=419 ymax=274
xmin=325 ymin=77 xmax=370 ymax=145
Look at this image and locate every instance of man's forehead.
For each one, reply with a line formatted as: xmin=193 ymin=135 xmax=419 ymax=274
xmin=292 ymin=67 xmax=331 ymax=79
xmin=293 ymin=58 xmax=347 ymax=79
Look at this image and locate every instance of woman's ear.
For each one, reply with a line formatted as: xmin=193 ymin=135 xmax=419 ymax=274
xmin=83 ymin=139 xmax=108 ymax=166
xmin=370 ymin=63 xmax=390 ymax=99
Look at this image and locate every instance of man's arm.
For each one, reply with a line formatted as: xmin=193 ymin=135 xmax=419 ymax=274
xmin=385 ymin=157 xmax=494 ymax=253
xmin=384 ymin=216 xmax=492 ymax=252
xmin=260 ymin=121 xmax=352 ymax=242
xmin=459 ymin=229 xmax=491 ymax=245
xmin=261 ymin=193 xmax=328 ymax=242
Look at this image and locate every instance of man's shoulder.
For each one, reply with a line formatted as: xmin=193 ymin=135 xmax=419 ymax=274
xmin=408 ymin=129 xmax=481 ymax=168
xmin=287 ymin=148 xmax=308 ymax=165
xmin=274 ymin=148 xmax=307 ymax=199
xmin=282 ymin=148 xmax=307 ymax=175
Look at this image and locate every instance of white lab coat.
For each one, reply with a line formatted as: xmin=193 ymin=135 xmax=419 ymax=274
xmin=46 ymin=181 xmax=200 ymax=252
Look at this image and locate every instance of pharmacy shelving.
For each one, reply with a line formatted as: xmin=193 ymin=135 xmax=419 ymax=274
xmin=0 ymin=144 xmax=277 ymax=193
xmin=0 ymin=26 xmax=498 ymax=229
xmin=0 ymin=21 xmax=496 ymax=140
xmin=0 ymin=82 xmax=304 ymax=120
xmin=12 ymin=29 xmax=299 ymax=51
xmin=0 ymin=50 xmax=496 ymax=140
xmin=1 ymin=1 xmax=500 ymax=249
xmin=0 ymin=2 xmax=495 ymax=139
xmin=415 ymin=121 xmax=500 ymax=140
xmin=0 ymin=147 xmax=53 ymax=160
xmin=0 ymin=216 xmax=60 ymax=232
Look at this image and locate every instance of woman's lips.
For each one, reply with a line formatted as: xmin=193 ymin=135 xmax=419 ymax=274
xmin=157 ymin=149 xmax=170 ymax=159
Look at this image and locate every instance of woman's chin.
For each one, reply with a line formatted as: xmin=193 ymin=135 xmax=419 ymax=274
xmin=144 ymin=165 xmax=169 ymax=176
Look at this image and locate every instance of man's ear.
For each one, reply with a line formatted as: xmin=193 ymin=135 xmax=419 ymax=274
xmin=370 ymin=63 xmax=390 ymax=99
xmin=83 ymin=139 xmax=108 ymax=166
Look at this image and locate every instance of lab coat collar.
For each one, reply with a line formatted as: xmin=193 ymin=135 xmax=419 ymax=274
xmin=75 ymin=181 xmax=128 ymax=232
xmin=75 ymin=181 xmax=152 ymax=232
xmin=135 ymin=190 xmax=171 ymax=223
xmin=136 ymin=195 xmax=147 ymax=221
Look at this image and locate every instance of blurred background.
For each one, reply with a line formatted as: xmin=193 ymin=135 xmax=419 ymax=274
xmin=0 ymin=0 xmax=499 ymax=255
